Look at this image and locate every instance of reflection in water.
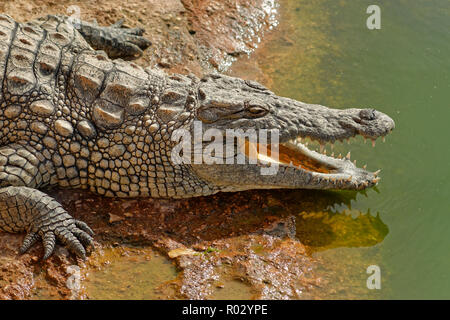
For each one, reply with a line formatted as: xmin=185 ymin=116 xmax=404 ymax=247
xmin=296 ymin=210 xmax=388 ymax=251
xmin=257 ymin=189 xmax=389 ymax=252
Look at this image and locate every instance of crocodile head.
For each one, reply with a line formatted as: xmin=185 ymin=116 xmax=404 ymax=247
xmin=184 ymin=74 xmax=395 ymax=193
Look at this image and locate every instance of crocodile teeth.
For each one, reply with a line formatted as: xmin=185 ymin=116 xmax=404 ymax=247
xmin=265 ymin=132 xmax=382 ymax=183
xmin=319 ymin=144 xmax=324 ymax=153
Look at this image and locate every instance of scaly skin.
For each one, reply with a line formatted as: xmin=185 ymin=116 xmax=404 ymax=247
xmin=0 ymin=14 xmax=395 ymax=259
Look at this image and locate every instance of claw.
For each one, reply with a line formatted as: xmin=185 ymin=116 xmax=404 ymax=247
xmin=1 ymin=187 xmax=94 ymax=261
xmin=75 ymin=220 xmax=94 ymax=236
xmin=42 ymin=232 xmax=56 ymax=260
xmin=19 ymin=232 xmax=40 ymax=254
xmin=57 ymin=230 xmax=87 ymax=260
xmin=72 ymin=227 xmax=94 ymax=248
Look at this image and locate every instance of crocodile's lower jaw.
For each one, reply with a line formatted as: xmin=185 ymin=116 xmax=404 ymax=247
xmin=242 ymin=136 xmax=384 ymax=190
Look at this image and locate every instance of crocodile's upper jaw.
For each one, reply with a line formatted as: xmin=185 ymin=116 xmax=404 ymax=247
xmin=190 ymin=74 xmax=395 ymax=192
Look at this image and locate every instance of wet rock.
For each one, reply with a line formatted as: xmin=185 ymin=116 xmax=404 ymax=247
xmin=167 ymin=247 xmax=198 ymax=258
xmin=181 ymin=0 xmax=278 ymax=72
xmin=66 ymin=265 xmax=81 ymax=300
xmin=108 ymin=213 xmax=125 ymax=224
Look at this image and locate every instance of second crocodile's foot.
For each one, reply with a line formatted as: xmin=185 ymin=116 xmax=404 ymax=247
xmin=77 ymin=18 xmax=152 ymax=60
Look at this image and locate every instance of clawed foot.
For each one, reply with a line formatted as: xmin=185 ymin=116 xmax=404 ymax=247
xmin=20 ymin=208 xmax=94 ymax=260
xmin=0 ymin=173 xmax=95 ymax=262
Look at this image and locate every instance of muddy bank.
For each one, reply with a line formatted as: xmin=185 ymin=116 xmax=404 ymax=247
xmin=0 ymin=187 xmax=342 ymax=300
xmin=1 ymin=181 xmax=386 ymax=299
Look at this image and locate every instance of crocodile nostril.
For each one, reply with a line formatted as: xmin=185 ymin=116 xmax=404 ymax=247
xmin=359 ymin=108 xmax=376 ymax=121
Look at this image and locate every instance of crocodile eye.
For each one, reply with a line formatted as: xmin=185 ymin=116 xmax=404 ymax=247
xmin=248 ymin=106 xmax=265 ymax=114
xmin=245 ymin=102 xmax=268 ymax=118
xmin=246 ymin=106 xmax=268 ymax=118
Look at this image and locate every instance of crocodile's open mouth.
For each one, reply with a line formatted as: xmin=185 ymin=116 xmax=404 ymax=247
xmin=242 ymin=139 xmax=335 ymax=173
xmin=240 ymin=134 xmax=388 ymax=189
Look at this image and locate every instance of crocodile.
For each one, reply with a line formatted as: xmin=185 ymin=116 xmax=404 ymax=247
xmin=0 ymin=14 xmax=394 ymax=260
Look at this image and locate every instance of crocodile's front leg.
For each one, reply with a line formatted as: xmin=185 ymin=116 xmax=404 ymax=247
xmin=0 ymin=144 xmax=93 ymax=260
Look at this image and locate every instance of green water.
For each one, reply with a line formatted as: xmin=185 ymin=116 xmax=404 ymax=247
xmin=250 ymin=0 xmax=449 ymax=299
